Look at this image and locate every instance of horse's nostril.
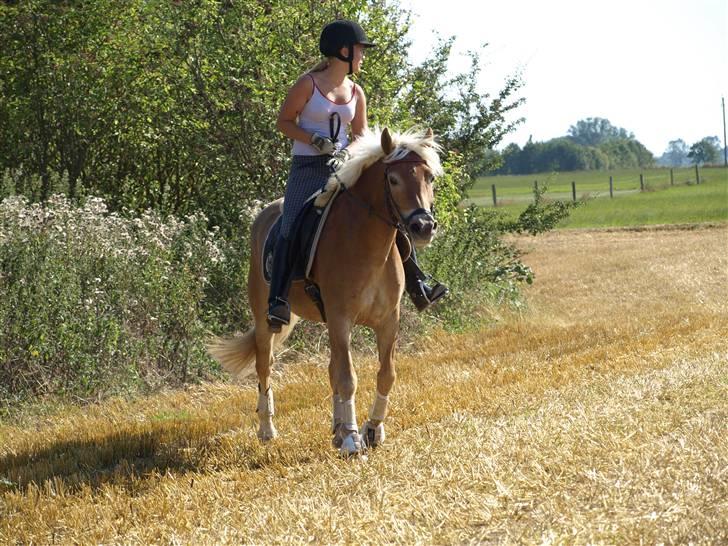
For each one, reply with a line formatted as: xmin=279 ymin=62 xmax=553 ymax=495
xmin=432 ymin=221 xmax=438 ymax=230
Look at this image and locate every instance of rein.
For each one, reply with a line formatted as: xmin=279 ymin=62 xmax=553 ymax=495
xmin=333 ymin=158 xmax=430 ymax=258
xmin=335 ymin=155 xmax=431 ymax=245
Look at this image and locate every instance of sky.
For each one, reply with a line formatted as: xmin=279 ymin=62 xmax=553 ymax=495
xmin=398 ymin=0 xmax=727 ymax=155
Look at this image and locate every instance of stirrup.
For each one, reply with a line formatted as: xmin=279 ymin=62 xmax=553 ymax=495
xmin=426 ymin=282 xmax=448 ymax=306
xmin=267 ymin=298 xmax=290 ymax=332
xmin=408 ymin=280 xmax=449 ymax=312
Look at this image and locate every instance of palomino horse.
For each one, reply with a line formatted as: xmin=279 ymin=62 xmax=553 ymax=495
xmin=208 ymin=127 xmax=443 ymax=456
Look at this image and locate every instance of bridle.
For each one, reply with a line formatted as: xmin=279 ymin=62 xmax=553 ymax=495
xmin=336 ymin=155 xmax=435 ymax=239
xmin=383 ymin=156 xmax=435 ymax=230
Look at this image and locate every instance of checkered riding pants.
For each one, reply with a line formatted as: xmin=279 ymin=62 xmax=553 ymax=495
xmin=280 ymin=155 xmax=332 ymax=239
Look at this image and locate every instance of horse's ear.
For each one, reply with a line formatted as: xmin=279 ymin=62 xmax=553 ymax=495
xmin=381 ymin=127 xmax=394 ymax=155
xmin=424 ymin=127 xmax=435 ymax=146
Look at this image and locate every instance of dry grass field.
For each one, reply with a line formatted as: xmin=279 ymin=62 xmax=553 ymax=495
xmin=1 ymin=226 xmax=726 ymax=544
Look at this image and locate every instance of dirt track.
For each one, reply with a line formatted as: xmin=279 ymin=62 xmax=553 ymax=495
xmin=1 ymin=225 xmax=726 ymax=544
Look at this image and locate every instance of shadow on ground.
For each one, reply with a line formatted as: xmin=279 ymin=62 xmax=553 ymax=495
xmin=0 ymin=418 xmax=286 ymax=494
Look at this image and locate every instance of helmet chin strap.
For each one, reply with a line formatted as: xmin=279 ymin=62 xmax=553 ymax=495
xmin=335 ymin=44 xmax=355 ymax=75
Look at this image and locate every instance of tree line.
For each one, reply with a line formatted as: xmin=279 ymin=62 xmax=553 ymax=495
xmin=490 ymin=118 xmax=654 ymax=175
xmin=0 ymin=0 xmax=524 ymax=233
xmin=657 ymin=137 xmax=724 ymax=167
xmin=486 ymin=117 xmax=725 ymax=175
xmin=2 ymin=1 xmax=584 ymax=402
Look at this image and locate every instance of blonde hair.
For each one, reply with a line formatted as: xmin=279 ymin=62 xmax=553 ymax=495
xmin=307 ymin=59 xmax=330 ymax=73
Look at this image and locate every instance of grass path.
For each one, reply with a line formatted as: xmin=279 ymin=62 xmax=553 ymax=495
xmin=1 ymin=226 xmax=726 ymax=544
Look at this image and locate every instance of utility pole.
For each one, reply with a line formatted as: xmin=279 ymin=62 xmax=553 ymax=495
xmin=722 ymin=97 xmax=727 ymax=167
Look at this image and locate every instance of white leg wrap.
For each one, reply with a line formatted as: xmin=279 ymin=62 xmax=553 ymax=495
xmin=339 ymin=398 xmax=364 ymax=457
xmin=340 ymin=397 xmax=358 ymax=433
xmin=369 ymin=392 xmax=389 ymax=424
xmin=256 ymin=386 xmax=275 ymax=417
xmin=256 ymin=386 xmax=277 ymax=442
xmin=332 ymin=396 xmax=365 ymax=456
xmin=331 ymin=394 xmax=344 ymax=433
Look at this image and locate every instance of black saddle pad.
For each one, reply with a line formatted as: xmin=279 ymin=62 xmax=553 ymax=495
xmin=263 ymin=198 xmax=324 ymax=283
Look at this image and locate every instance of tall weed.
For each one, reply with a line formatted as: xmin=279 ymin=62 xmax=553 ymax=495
xmin=0 ymin=195 xmax=223 ymax=403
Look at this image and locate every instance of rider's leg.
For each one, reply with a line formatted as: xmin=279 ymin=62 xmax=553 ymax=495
xmin=267 ymin=155 xmax=331 ymax=331
xmin=267 ymin=234 xmax=294 ymax=331
xmin=396 ymin=231 xmax=449 ymax=311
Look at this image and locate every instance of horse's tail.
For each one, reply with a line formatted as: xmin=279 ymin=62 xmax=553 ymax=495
xmin=207 ymin=317 xmax=299 ymax=379
xmin=207 ymin=329 xmax=257 ymax=378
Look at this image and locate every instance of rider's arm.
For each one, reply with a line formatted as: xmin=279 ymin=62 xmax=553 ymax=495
xmin=276 ymin=76 xmax=315 ymax=144
xmin=350 ymin=84 xmax=368 ymax=140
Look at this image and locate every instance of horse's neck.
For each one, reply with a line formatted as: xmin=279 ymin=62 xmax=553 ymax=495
xmin=346 ymin=162 xmax=397 ymax=256
xmin=351 ymin=162 xmax=387 ymax=212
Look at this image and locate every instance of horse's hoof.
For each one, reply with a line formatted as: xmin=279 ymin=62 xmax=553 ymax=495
xmin=339 ymin=431 xmax=366 ymax=458
xmin=257 ymin=425 xmax=278 ymax=443
xmin=360 ymin=421 xmax=385 ymax=448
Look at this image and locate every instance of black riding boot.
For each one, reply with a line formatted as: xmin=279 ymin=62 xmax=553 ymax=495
xmin=396 ymin=232 xmax=449 ymax=311
xmin=267 ymin=235 xmax=294 ymax=332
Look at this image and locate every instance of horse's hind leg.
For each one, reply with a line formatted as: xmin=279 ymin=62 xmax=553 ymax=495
xmin=361 ymin=313 xmax=399 ymax=448
xmin=252 ymin=313 xmax=300 ymax=442
xmin=254 ymin=323 xmax=277 ymax=442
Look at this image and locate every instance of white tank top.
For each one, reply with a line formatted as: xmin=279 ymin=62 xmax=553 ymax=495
xmin=292 ymin=75 xmax=357 ymax=156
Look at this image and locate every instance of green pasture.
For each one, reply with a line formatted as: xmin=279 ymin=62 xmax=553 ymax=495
xmin=468 ymin=166 xmax=728 ymax=228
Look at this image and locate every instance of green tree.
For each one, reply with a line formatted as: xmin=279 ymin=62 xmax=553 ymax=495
xmin=0 ymin=0 xmax=523 ymax=225
xmin=394 ymin=38 xmax=524 ymax=184
xmin=662 ymin=139 xmax=689 ymax=167
xmin=687 ymin=136 xmax=721 ymax=165
xmin=598 ymin=138 xmax=654 ymax=169
xmin=567 ymin=117 xmax=633 ymax=147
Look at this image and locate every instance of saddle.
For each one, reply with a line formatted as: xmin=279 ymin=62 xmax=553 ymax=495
xmin=262 ymin=186 xmax=342 ymax=320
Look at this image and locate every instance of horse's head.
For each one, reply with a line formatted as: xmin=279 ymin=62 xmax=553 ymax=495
xmin=381 ymin=128 xmax=442 ymax=248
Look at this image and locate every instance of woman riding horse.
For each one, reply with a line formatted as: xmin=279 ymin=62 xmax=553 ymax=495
xmin=267 ymin=19 xmax=447 ymax=331
xmin=210 ymin=126 xmax=445 ymax=456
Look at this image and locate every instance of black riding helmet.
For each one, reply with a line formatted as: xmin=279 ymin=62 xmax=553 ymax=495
xmin=319 ymin=20 xmax=375 ymax=74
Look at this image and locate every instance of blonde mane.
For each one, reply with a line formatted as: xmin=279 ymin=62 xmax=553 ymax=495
xmin=314 ymin=128 xmax=444 ymax=207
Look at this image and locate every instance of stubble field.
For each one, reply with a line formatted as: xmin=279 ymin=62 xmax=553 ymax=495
xmin=1 ymin=225 xmax=726 ymax=544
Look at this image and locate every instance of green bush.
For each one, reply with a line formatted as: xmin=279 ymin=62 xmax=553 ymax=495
xmin=0 ymin=194 xmax=223 ymax=403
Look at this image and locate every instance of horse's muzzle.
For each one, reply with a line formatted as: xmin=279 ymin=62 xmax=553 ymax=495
xmin=408 ymin=211 xmax=437 ymax=246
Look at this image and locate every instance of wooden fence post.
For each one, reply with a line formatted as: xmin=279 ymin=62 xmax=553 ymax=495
xmin=609 ymin=175 xmax=614 ymax=198
xmin=571 ymin=181 xmax=576 ymax=202
xmin=670 ymin=168 xmax=674 ymax=186
xmin=695 ymin=164 xmax=700 ymax=184
xmin=640 ymin=173 xmax=644 ymax=191
xmin=491 ymin=184 xmax=497 ymax=207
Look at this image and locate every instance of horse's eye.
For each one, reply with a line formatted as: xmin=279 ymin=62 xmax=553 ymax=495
xmin=388 ymin=175 xmax=399 ymax=186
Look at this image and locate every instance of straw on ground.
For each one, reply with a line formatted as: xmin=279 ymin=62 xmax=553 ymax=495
xmin=1 ymin=226 xmax=726 ymax=544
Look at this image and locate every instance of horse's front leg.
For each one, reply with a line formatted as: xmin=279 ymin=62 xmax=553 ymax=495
xmin=328 ymin=319 xmax=365 ymax=456
xmin=361 ymin=312 xmax=399 ymax=448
